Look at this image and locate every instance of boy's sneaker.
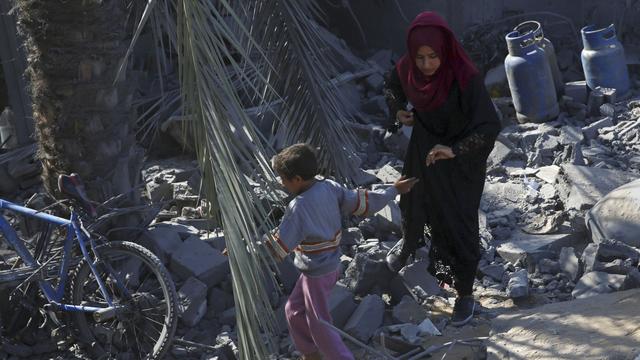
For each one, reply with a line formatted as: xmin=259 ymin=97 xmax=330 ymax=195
xmin=450 ymin=295 xmax=475 ymax=327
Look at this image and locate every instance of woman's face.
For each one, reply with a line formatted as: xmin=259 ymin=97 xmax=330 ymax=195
xmin=415 ymin=45 xmax=441 ymax=77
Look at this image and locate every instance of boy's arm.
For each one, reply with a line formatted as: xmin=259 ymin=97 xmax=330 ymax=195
xmin=263 ymin=203 xmax=304 ymax=261
xmin=339 ymin=185 xmax=399 ymax=218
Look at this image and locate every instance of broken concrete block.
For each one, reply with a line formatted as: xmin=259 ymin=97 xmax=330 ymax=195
xmin=344 ymin=253 xmax=392 ymax=295
xmin=559 ymin=247 xmax=580 ymax=281
xmin=595 ymin=86 xmax=617 ymax=104
xmin=392 ymin=295 xmax=428 ymax=324
xmin=572 ymin=271 xmax=625 ymax=299
xmin=596 ymin=239 xmax=640 ymax=264
xmin=561 ymin=164 xmax=638 ymax=211
xmin=582 ymin=116 xmax=614 ymax=140
xmin=143 ymin=227 xmax=183 ymax=264
xmin=621 ymin=269 xmax=640 ymax=290
xmin=480 ymin=264 xmax=505 ymax=282
xmin=496 ymin=230 xmax=584 ymax=266
xmin=587 ymin=90 xmax=605 ymax=116
xmin=559 ymin=126 xmax=584 ymax=145
xmin=598 ymin=259 xmax=634 ymax=275
xmin=537 ymin=258 xmax=560 ymax=274
xmin=200 ymin=231 xmax=226 ymax=252
xmin=329 ymin=283 xmax=357 ymax=329
xmin=146 ymin=180 xmax=173 ymax=202
xmin=219 ymin=307 xmax=236 ymax=326
xmin=344 ymin=294 xmax=385 ymax=342
xmin=170 ymin=236 xmax=229 ymax=286
xmin=399 ymin=260 xmax=441 ymax=296
xmin=564 ymin=81 xmax=588 ymax=104
xmin=153 ymin=221 xmax=200 ymax=239
xmin=178 ymin=277 xmax=208 ymax=327
xmin=376 ymin=164 xmax=401 ymax=184
xmin=507 ymin=269 xmax=529 ymax=298
xmin=365 ymin=73 xmax=385 ymax=92
xmin=487 ymin=139 xmax=514 ymax=168
xmin=586 ymin=179 xmax=640 ymax=248
xmin=535 ymin=165 xmax=560 ymax=184
xmin=374 ymin=201 xmax=402 ymax=233
xmin=581 ymin=243 xmax=600 ymax=274
xmin=206 ymin=287 xmax=234 ymax=318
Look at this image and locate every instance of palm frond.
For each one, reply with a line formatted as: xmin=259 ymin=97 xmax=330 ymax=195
xmin=248 ymin=0 xmax=363 ymax=183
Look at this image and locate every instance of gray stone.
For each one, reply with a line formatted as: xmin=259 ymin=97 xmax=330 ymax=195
xmin=586 ymin=179 xmax=640 ymax=248
xmin=488 ymin=139 xmax=514 ymax=168
xmin=559 ymin=247 xmax=580 ymax=281
xmin=178 ymin=277 xmax=208 ymax=327
xmin=621 ymin=269 xmax=640 ymax=290
xmin=507 ymin=269 xmax=529 ymax=298
xmin=581 ymin=243 xmax=600 ymax=274
xmin=537 ymin=259 xmax=560 ymax=274
xmin=572 ymin=271 xmax=625 ymax=299
xmin=170 ymin=236 xmax=229 ymax=286
xmin=535 ymin=165 xmax=561 ymax=184
xmin=481 ymin=182 xmax=528 ymax=210
xmin=559 ymin=126 xmax=585 ymax=145
xmin=154 ymin=221 xmax=200 ymax=239
xmin=144 ymin=227 xmax=183 ymax=264
xmin=539 ymin=184 xmax=558 ymax=200
xmin=344 ymin=294 xmax=385 ymax=342
xmin=595 ymin=86 xmax=617 ymax=103
xmin=587 ymin=90 xmax=605 ymax=116
xmin=374 ymin=201 xmax=402 ymax=233
xmin=571 ymin=143 xmax=586 ymax=166
xmin=206 ymin=287 xmax=234 ymax=318
xmin=344 ymin=253 xmax=392 ymax=295
xmin=599 ymin=259 xmax=634 ymax=275
xmin=561 ymin=164 xmax=638 ymax=211
xmin=219 ymin=307 xmax=236 ymax=326
xmin=376 ymin=164 xmax=401 ymax=184
xmin=564 ymin=81 xmax=588 ymax=103
xmin=399 ymin=260 xmax=441 ymax=296
xmin=480 ymin=264 xmax=505 ymax=282
xmin=146 ymin=180 xmax=173 ymax=202
xmin=496 ymin=230 xmax=584 ymax=266
xmin=361 ymin=95 xmax=387 ymax=116
xmin=365 ymin=73 xmax=385 ymax=92
xmin=597 ymin=239 xmax=640 ymax=264
xmin=329 ymin=283 xmax=357 ymax=328
xmin=582 ymin=116 xmax=614 ymax=140
xmin=535 ymin=134 xmax=561 ymax=152
xmin=392 ymin=295 xmax=428 ymax=324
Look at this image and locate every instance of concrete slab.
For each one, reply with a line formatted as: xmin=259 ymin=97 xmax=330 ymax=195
xmin=496 ymin=230 xmax=585 ymax=265
xmin=344 ymin=294 xmax=385 ymax=342
xmin=586 ymin=179 xmax=640 ymax=248
xmin=561 ymin=165 xmax=638 ymax=210
xmin=329 ymin=283 xmax=357 ymax=329
xmin=177 ymin=277 xmax=208 ymax=327
xmin=170 ymin=236 xmax=229 ymax=286
xmin=489 ymin=289 xmax=640 ymax=360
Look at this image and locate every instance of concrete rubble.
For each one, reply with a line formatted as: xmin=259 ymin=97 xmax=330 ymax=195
xmin=2 ymin=11 xmax=640 ymax=360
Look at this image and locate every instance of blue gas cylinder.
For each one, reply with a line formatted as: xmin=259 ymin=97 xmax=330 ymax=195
xmin=505 ymin=30 xmax=559 ymax=123
xmin=514 ymin=21 xmax=564 ymax=97
xmin=581 ymin=24 xmax=630 ymax=98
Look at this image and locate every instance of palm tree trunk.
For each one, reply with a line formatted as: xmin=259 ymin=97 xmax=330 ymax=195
xmin=15 ymin=0 xmax=141 ymax=202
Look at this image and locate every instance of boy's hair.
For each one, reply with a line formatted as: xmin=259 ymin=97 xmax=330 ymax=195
xmin=272 ymin=143 xmax=318 ymax=180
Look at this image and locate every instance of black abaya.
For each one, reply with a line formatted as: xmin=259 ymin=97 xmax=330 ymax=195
xmin=384 ymin=67 xmax=501 ymax=295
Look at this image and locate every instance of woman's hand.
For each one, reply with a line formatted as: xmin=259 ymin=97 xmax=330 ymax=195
xmin=426 ymin=144 xmax=455 ymax=166
xmin=396 ymin=110 xmax=415 ymax=126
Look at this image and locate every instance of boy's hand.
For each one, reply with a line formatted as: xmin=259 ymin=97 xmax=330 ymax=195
xmin=426 ymin=144 xmax=455 ymax=166
xmin=393 ymin=175 xmax=419 ymax=194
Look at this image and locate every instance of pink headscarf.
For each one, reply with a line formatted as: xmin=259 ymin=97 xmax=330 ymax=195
xmin=396 ymin=12 xmax=478 ymax=111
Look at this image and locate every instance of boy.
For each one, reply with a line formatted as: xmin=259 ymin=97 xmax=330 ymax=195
xmin=266 ymin=143 xmax=418 ymax=360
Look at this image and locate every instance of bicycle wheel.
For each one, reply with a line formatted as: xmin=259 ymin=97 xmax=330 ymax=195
xmin=68 ymin=241 xmax=178 ymax=360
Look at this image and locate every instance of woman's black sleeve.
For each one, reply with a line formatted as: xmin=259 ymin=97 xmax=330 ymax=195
xmin=383 ymin=67 xmax=407 ymax=129
xmin=451 ymin=75 xmax=502 ymax=157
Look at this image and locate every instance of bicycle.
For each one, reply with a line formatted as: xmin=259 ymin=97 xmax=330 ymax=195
xmin=0 ymin=174 xmax=178 ymax=359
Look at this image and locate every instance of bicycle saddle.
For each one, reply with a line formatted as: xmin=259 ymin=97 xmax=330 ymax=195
xmin=58 ymin=173 xmax=97 ymax=218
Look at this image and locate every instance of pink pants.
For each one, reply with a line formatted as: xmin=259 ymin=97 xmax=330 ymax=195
xmin=285 ymin=270 xmax=354 ymax=360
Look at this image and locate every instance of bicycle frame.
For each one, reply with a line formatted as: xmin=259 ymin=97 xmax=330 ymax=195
xmin=0 ymin=199 xmax=117 ymax=314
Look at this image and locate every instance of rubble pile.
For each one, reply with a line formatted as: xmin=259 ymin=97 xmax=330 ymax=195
xmin=2 ymin=19 xmax=640 ymax=360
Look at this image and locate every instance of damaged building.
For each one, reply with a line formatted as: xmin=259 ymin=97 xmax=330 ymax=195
xmin=0 ymin=0 xmax=639 ymax=359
